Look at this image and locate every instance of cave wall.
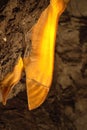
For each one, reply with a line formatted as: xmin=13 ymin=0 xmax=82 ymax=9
xmin=0 ymin=0 xmax=87 ymax=130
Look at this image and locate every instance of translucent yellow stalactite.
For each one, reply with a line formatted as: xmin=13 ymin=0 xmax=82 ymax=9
xmin=23 ymin=0 xmax=69 ymax=110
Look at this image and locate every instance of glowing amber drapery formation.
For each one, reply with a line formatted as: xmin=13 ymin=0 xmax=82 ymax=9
xmin=23 ymin=0 xmax=67 ymax=110
xmin=0 ymin=57 xmax=23 ymax=105
xmin=0 ymin=0 xmax=69 ymax=110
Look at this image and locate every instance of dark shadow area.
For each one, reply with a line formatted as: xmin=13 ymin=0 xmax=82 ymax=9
xmin=0 ymin=0 xmax=9 ymax=12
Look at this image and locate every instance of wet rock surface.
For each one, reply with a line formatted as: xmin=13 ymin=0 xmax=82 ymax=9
xmin=0 ymin=0 xmax=87 ymax=130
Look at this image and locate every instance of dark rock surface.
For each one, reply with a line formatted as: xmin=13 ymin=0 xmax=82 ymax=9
xmin=0 ymin=0 xmax=87 ymax=130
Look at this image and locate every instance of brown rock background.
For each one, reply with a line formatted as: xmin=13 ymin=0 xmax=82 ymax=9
xmin=0 ymin=0 xmax=87 ymax=130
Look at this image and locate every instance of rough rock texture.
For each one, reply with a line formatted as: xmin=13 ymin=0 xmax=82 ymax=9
xmin=0 ymin=0 xmax=87 ymax=130
xmin=0 ymin=0 xmax=49 ymax=99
